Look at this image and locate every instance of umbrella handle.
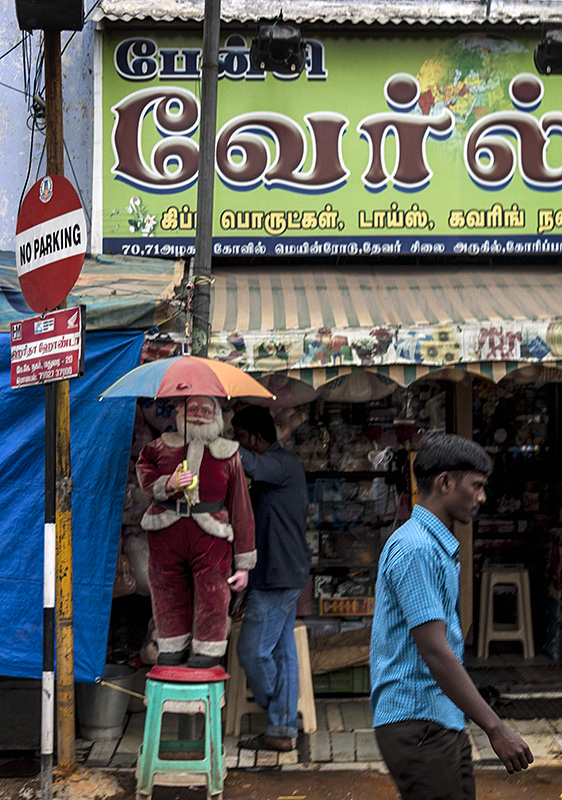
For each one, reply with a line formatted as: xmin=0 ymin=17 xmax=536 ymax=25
xmin=183 ymin=460 xmax=198 ymax=490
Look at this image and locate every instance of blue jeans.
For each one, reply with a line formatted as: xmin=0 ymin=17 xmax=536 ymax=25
xmin=237 ymin=587 xmax=302 ymax=739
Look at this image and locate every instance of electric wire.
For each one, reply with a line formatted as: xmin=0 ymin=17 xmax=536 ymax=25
xmin=0 ymin=81 xmax=30 ymax=96
xmin=61 ymin=0 xmax=102 ymax=56
xmin=33 ymin=139 xmax=47 ymax=183
xmin=17 ymin=34 xmax=45 ymax=211
xmin=10 ymin=2 xmax=100 ymax=225
xmin=18 ymin=113 xmax=36 ymax=213
xmin=64 ymin=138 xmax=91 ymax=227
xmin=0 ymin=34 xmax=28 ymax=61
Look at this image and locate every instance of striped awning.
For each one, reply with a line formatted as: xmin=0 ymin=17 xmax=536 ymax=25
xmin=255 ymin=362 xmax=562 ymax=389
xmin=211 ymin=264 xmax=562 ymax=331
xmin=209 ymin=265 xmax=562 ymax=386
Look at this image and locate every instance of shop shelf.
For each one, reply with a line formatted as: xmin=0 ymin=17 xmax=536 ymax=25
xmin=306 ymin=471 xmax=400 ymax=481
xmin=312 ymin=665 xmax=370 ymax=695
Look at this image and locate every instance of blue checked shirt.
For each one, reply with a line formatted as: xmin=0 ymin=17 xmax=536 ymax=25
xmin=370 ymin=505 xmax=465 ymax=731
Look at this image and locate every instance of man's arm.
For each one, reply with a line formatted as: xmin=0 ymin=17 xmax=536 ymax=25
xmin=411 ymin=620 xmax=533 ymax=774
xmin=238 ymin=446 xmax=287 ymax=485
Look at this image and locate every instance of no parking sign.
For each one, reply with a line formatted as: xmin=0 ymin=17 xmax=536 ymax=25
xmin=15 ymin=175 xmax=87 ymax=313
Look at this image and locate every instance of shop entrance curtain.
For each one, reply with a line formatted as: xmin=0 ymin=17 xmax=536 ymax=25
xmin=0 ymin=330 xmax=143 ymax=682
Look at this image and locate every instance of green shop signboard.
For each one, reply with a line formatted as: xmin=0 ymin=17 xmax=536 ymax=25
xmin=98 ymin=30 xmax=562 ymax=258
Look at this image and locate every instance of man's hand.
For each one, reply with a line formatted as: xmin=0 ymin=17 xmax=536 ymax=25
xmin=227 ymin=570 xmax=249 ymax=592
xmin=166 ymin=464 xmax=194 ymax=493
xmin=411 ymin=620 xmax=533 ymax=774
xmin=488 ymin=723 xmax=534 ymax=773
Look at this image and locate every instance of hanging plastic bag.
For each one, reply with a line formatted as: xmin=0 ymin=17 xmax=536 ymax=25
xmin=368 ymin=447 xmax=398 ymax=520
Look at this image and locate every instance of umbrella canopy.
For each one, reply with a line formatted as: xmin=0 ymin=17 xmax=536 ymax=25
xmin=318 ymin=370 xmax=396 ymax=403
xmin=249 ymin=373 xmax=318 ymax=408
xmin=99 ymin=355 xmax=274 ymax=400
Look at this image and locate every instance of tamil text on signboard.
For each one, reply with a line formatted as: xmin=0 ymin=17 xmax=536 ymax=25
xmin=97 ymin=30 xmax=562 ymax=257
xmin=10 ymin=306 xmax=85 ymax=389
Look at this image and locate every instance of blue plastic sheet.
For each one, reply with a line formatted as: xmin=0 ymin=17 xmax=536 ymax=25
xmin=0 ymin=330 xmax=143 ymax=682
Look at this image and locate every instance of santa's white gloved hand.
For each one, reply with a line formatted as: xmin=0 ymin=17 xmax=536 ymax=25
xmin=227 ymin=570 xmax=249 ymax=592
xmin=166 ymin=465 xmax=194 ymax=493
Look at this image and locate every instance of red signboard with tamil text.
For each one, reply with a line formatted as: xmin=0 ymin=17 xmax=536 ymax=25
xmin=10 ymin=306 xmax=85 ymax=389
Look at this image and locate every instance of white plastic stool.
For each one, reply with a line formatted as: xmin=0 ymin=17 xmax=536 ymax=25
xmin=225 ymin=618 xmax=317 ymax=736
xmin=477 ymin=564 xmax=534 ymax=659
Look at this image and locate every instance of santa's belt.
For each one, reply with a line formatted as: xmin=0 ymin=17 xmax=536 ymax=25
xmin=155 ymin=498 xmax=226 ymax=517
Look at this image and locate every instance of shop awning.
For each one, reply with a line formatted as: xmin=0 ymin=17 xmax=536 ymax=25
xmin=96 ymin=0 xmax=562 ymax=26
xmin=272 ymin=362 xmax=542 ymax=389
xmin=0 ymin=252 xmax=183 ymax=333
xmin=209 ymin=265 xmax=562 ymax=385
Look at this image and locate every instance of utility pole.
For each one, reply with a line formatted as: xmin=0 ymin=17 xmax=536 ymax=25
xmin=190 ymin=0 xmax=221 ymax=357
xmin=44 ymin=28 xmax=76 ymax=777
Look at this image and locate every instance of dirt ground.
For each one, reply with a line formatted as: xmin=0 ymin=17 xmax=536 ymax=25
xmin=1 ymin=766 xmax=562 ymax=800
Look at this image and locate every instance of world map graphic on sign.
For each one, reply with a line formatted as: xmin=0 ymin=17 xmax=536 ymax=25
xmin=417 ymin=34 xmax=528 ymax=138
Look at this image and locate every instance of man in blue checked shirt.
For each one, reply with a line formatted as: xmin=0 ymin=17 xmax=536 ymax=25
xmin=370 ymin=433 xmax=532 ymax=800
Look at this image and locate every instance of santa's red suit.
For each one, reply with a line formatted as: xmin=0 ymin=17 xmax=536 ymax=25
xmin=136 ymin=430 xmax=255 ymax=661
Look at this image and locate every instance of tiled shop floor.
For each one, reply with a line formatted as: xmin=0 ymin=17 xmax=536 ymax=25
xmin=74 ymin=651 xmax=562 ymax=770
xmin=79 ymin=698 xmax=562 ymax=771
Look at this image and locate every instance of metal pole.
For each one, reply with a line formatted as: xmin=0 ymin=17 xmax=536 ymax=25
xmin=44 ymin=28 xmax=76 ymax=772
xmin=42 ymin=386 xmax=56 ymax=800
xmin=190 ymin=0 xmax=221 ymax=357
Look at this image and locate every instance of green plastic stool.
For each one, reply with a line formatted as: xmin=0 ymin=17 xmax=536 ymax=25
xmin=136 ymin=664 xmax=229 ymax=800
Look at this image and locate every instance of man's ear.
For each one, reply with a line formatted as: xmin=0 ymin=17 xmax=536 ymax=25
xmin=434 ymin=471 xmax=453 ymax=494
xmin=253 ymin=432 xmax=268 ymax=452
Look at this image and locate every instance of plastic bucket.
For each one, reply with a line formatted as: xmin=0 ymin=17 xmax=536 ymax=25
xmin=76 ymin=664 xmax=136 ymax=740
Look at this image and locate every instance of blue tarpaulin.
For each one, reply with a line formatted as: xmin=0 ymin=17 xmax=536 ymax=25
xmin=0 ymin=330 xmax=143 ymax=682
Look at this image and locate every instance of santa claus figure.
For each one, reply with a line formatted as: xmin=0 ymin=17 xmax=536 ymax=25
xmin=136 ymin=395 xmax=256 ymax=667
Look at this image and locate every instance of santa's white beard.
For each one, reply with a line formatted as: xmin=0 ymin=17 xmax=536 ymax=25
xmin=176 ymin=414 xmax=224 ymax=444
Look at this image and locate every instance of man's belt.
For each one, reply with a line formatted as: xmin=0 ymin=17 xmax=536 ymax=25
xmin=155 ymin=498 xmax=226 ymax=517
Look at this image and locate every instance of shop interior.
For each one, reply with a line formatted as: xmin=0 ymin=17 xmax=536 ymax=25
xmin=109 ymin=366 xmax=562 ymax=694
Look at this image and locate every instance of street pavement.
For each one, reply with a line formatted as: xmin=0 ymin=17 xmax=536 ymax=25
xmin=2 ymin=763 xmax=561 ymax=800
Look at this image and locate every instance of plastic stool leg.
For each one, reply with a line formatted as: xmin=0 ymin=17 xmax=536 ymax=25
xmin=207 ymin=683 xmax=226 ymax=796
xmin=137 ymin=680 xmax=164 ymax=799
xmin=520 ymin=571 xmax=535 ymax=659
xmin=225 ymin=622 xmax=246 ymax=736
xmin=294 ymin=623 xmax=317 ymax=734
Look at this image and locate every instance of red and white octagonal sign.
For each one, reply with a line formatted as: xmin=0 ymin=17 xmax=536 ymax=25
xmin=15 ymin=175 xmax=87 ymax=313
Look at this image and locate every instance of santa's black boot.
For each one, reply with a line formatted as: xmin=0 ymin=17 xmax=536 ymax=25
xmin=157 ymin=651 xmax=186 ymax=666
xmin=186 ymin=654 xmax=221 ymax=668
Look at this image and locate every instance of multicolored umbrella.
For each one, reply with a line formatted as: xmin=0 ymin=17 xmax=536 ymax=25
xmin=99 ymin=355 xmax=274 ymax=401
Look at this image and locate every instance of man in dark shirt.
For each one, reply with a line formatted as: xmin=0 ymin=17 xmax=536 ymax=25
xmin=232 ymin=405 xmax=310 ymax=752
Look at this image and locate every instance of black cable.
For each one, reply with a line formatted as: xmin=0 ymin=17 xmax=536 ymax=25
xmin=0 ymin=33 xmax=37 ymax=99
xmin=18 ymin=32 xmax=46 ymax=208
xmin=18 ymin=116 xmax=36 ymax=213
xmin=22 ymin=32 xmax=37 ymax=112
xmin=0 ymin=81 xmax=31 ymax=97
xmin=0 ymin=34 xmax=28 ymax=62
xmin=33 ymin=138 xmax=46 ymax=182
xmin=16 ymin=4 xmax=98 ymax=215
xmin=61 ymin=0 xmax=102 ymax=55
xmin=63 ymin=138 xmax=92 ymax=227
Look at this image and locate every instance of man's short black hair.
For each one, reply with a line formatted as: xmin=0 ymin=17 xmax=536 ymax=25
xmin=231 ymin=405 xmax=277 ymax=444
xmin=414 ymin=433 xmax=492 ymax=495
